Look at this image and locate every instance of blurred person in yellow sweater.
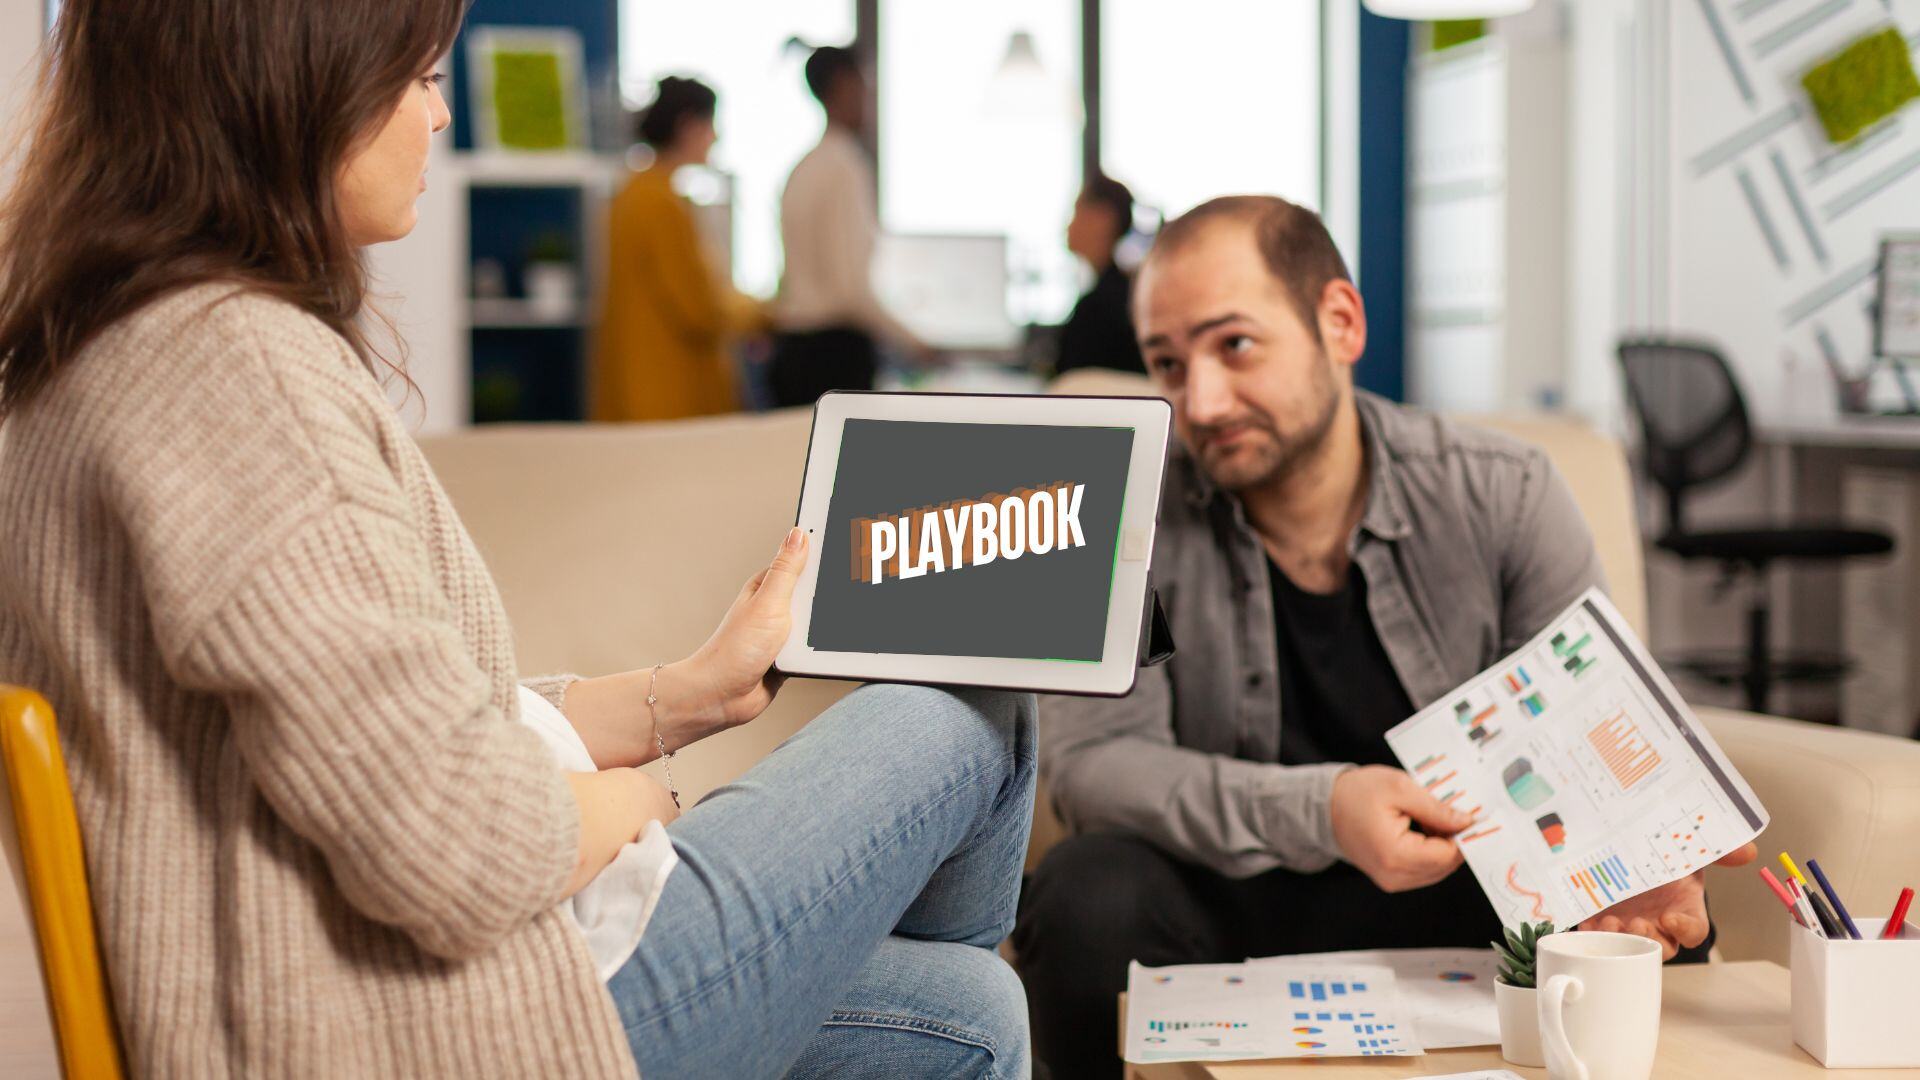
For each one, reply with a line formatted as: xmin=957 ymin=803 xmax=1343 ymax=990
xmin=593 ymin=76 xmax=763 ymax=421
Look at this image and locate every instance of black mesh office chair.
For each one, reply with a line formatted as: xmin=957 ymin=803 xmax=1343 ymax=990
xmin=1617 ymin=339 xmax=1894 ymax=715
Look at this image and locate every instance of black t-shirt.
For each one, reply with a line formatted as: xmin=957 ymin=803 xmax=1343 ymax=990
xmin=1269 ymin=558 xmax=1416 ymax=767
xmin=1056 ymin=263 xmax=1145 ymax=376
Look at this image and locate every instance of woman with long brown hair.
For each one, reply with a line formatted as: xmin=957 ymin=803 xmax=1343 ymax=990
xmin=0 ymin=3 xmax=1033 ymax=1077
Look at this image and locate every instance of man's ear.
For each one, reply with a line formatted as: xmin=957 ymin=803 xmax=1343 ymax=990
xmin=1316 ymin=279 xmax=1368 ymax=370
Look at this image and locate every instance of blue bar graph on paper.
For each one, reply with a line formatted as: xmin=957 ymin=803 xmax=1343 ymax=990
xmin=1289 ymin=978 xmax=1365 ymax=1002
xmin=1337 ymin=1013 xmax=1353 ymax=1022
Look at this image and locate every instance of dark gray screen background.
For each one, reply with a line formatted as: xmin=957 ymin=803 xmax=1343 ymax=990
xmin=809 ymin=419 xmax=1135 ymax=661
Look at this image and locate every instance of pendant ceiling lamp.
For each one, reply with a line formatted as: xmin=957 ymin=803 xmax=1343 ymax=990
xmin=1362 ymin=0 xmax=1535 ymax=17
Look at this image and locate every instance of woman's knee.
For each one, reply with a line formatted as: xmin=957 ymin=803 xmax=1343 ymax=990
xmin=790 ymin=942 xmax=1030 ymax=1080
xmin=840 ymin=683 xmax=1036 ymax=771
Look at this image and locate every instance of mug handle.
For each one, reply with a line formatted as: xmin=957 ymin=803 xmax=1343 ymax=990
xmin=1540 ymin=973 xmax=1589 ymax=1080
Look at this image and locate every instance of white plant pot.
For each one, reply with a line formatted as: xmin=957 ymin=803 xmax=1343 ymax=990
xmin=524 ymin=261 xmax=578 ymax=320
xmin=1496 ymin=980 xmax=1545 ymax=1068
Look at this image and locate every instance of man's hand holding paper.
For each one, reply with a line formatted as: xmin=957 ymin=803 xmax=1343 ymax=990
xmin=1330 ymin=765 xmax=1472 ymax=893
xmin=1581 ymin=842 xmax=1758 ymax=958
xmin=1384 ymin=589 xmax=1769 ymax=935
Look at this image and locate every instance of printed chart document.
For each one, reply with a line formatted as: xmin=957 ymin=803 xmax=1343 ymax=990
xmin=1386 ymin=588 xmax=1768 ymax=929
xmin=1251 ymin=948 xmax=1499 ymax=1049
xmin=1123 ymin=961 xmax=1420 ymax=1063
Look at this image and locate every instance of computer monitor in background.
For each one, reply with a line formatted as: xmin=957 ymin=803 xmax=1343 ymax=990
xmin=1875 ymin=236 xmax=1920 ymax=360
xmin=873 ymin=233 xmax=1021 ymax=353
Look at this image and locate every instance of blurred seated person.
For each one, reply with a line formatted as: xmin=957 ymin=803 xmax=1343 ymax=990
xmin=1055 ymin=173 xmax=1145 ymax=376
xmin=593 ymin=76 xmax=763 ymax=422
xmin=771 ymin=44 xmax=928 ymax=407
xmin=1011 ymin=195 xmax=1757 ymax=1079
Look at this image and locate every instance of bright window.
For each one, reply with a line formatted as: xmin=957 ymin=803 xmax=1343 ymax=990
xmin=619 ymin=1 xmax=856 ymax=297
xmin=1101 ymin=0 xmax=1321 ymax=219
xmin=879 ymin=1 xmax=1083 ymax=325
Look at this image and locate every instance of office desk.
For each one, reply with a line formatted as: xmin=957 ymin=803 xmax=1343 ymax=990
xmin=1121 ymin=961 xmax=1920 ymax=1078
xmin=1763 ymin=418 xmax=1920 ymax=452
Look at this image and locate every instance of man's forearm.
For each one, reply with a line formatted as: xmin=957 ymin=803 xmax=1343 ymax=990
xmin=1049 ymin=738 xmax=1352 ymax=878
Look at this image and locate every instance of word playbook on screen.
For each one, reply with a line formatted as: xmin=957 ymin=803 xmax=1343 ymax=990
xmin=853 ymin=482 xmax=1088 ymax=584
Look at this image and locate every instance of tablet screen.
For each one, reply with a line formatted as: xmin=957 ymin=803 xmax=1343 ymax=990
xmin=809 ymin=419 xmax=1136 ymax=662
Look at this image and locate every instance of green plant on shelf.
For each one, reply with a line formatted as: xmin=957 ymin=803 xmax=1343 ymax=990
xmin=1802 ymin=27 xmax=1920 ymax=146
xmin=1431 ymin=19 xmax=1487 ymax=53
xmin=472 ymin=369 xmax=525 ymax=424
xmin=1493 ymin=919 xmax=1557 ymax=989
xmin=526 ymin=229 xmax=576 ymax=265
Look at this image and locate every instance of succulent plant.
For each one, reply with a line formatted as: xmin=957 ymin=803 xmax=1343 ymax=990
xmin=1493 ymin=920 xmax=1556 ymax=988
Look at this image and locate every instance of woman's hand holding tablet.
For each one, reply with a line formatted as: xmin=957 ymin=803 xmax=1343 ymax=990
xmin=776 ymin=392 xmax=1173 ymax=696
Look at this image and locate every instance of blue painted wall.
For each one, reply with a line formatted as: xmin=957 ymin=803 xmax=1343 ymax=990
xmin=453 ymin=0 xmax=619 ymax=151
xmin=1355 ymin=11 xmax=1409 ymax=403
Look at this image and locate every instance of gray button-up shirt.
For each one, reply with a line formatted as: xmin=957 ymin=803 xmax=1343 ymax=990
xmin=1040 ymin=392 xmax=1606 ymax=879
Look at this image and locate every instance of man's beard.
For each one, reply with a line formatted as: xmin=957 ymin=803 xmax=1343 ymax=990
xmin=1191 ymin=354 xmax=1342 ymax=492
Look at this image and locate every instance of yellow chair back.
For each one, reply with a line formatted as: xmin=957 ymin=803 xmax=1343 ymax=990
xmin=0 ymin=686 xmax=124 ymax=1079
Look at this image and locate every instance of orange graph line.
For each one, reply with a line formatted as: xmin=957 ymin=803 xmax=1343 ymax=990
xmin=1460 ymin=825 xmax=1503 ymax=843
xmin=1423 ymin=769 xmax=1457 ymax=791
xmin=1505 ymin=863 xmax=1548 ymax=919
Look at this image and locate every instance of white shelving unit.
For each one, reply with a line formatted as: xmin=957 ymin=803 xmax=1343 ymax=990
xmin=468 ymin=297 xmax=586 ymax=329
xmin=457 ymin=151 xmax=624 ymax=422
xmin=457 ymin=151 xmax=628 ymax=190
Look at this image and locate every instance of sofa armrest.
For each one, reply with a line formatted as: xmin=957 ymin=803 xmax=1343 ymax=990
xmin=1701 ymin=707 xmax=1920 ymax=963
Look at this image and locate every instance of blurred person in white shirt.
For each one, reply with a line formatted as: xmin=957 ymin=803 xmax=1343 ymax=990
xmin=772 ymin=44 xmax=929 ymax=406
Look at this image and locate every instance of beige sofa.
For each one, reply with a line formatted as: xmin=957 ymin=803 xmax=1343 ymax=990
xmin=419 ymin=379 xmax=1920 ymax=966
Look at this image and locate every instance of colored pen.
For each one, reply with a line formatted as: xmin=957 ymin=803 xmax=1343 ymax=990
xmin=1759 ymin=867 xmax=1808 ymax=927
xmin=1804 ymin=880 xmax=1845 ymax=939
xmin=1779 ymin=852 xmax=1808 ymax=888
xmin=1789 ymin=878 xmax=1831 ymax=939
xmin=1885 ymin=887 xmax=1914 ymax=940
xmin=1780 ymin=853 xmax=1842 ymax=936
xmin=1807 ymin=859 xmax=1863 ymax=939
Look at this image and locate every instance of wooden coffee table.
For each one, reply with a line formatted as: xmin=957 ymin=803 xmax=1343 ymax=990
xmin=1121 ymin=961 xmax=1920 ymax=1078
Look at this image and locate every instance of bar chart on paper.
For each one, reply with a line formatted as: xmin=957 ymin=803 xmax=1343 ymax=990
xmin=1258 ymin=948 xmax=1502 ymax=1050
xmin=1387 ymin=589 xmax=1769 ymax=928
xmin=1124 ymin=961 xmax=1421 ymax=1063
xmin=1566 ymin=851 xmax=1638 ymax=909
xmin=1287 ymin=977 xmax=1368 ymax=1001
xmin=1586 ymin=711 xmax=1663 ymax=790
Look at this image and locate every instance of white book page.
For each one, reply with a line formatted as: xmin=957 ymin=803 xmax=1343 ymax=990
xmin=1123 ymin=961 xmax=1420 ymax=1063
xmin=1251 ymin=948 xmax=1499 ymax=1049
xmin=1385 ymin=589 xmax=1769 ymax=929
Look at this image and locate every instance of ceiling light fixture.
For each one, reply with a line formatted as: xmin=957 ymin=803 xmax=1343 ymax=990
xmin=1361 ymin=0 xmax=1535 ymax=17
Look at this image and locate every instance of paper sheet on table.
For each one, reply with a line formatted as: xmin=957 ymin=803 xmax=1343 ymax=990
xmin=1250 ymin=948 xmax=1499 ymax=1049
xmin=1386 ymin=588 xmax=1768 ymax=929
xmin=1123 ymin=961 xmax=1420 ymax=1063
xmin=1412 ymin=1072 xmax=1524 ymax=1079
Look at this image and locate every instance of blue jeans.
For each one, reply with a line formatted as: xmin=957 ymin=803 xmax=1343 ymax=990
xmin=608 ymin=684 xmax=1038 ymax=1079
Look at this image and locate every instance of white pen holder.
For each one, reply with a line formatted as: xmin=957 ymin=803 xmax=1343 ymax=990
xmin=1790 ymin=917 xmax=1920 ymax=1068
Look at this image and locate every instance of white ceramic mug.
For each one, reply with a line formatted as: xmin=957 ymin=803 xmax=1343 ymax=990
xmin=1536 ymin=931 xmax=1661 ymax=1080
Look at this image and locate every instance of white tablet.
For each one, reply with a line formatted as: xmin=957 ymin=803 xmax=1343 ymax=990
xmin=776 ymin=391 xmax=1173 ymax=697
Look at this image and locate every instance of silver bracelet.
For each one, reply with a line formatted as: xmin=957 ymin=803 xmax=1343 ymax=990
xmin=646 ymin=663 xmax=681 ymax=809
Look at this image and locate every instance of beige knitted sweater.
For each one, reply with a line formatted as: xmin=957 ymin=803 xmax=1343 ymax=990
xmin=0 ymin=286 xmax=635 ymax=1076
